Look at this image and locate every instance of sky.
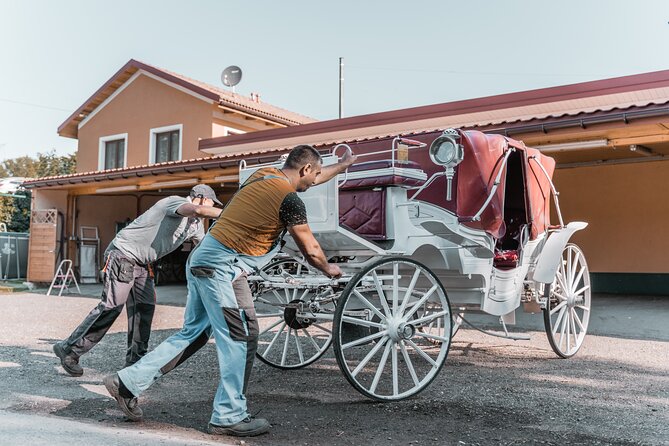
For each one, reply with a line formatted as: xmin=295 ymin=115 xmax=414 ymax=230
xmin=1 ymin=0 xmax=669 ymax=161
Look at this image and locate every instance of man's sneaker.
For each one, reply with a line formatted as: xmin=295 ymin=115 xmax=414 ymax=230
xmin=208 ymin=416 xmax=271 ymax=437
xmin=52 ymin=343 xmax=83 ymax=377
xmin=103 ymin=374 xmax=143 ymax=422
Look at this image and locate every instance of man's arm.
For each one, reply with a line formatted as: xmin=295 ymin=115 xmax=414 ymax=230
xmin=176 ymin=203 xmax=222 ymax=219
xmin=313 ymin=149 xmax=357 ymax=186
xmin=287 ymin=224 xmax=342 ymax=278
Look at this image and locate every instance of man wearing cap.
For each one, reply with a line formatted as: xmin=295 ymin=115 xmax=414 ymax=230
xmin=53 ymin=184 xmax=223 ymax=377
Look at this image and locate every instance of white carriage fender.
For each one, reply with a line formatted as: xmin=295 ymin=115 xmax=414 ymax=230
xmin=533 ymin=222 xmax=589 ymax=284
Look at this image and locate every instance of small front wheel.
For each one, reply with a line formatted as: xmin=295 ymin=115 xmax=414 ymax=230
xmin=543 ymin=244 xmax=591 ymax=358
xmin=252 ymin=259 xmax=335 ymax=369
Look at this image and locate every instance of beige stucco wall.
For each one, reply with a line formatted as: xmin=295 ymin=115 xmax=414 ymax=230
xmin=76 ymin=74 xmax=214 ymax=173
xmin=74 ymin=194 xmax=168 ymax=251
xmin=553 ymin=161 xmax=669 ymax=273
xmin=34 ymin=190 xmax=68 ymax=214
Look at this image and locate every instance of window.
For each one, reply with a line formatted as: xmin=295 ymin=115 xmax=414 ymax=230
xmin=104 ymin=139 xmax=125 ymax=169
xmin=150 ymin=124 xmax=182 ymax=164
xmin=98 ymin=133 xmax=128 ymax=170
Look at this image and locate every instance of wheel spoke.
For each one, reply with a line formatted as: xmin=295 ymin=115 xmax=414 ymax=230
xmin=372 ymin=271 xmax=392 ymax=317
xmin=570 ymin=308 xmax=578 ymax=349
xmin=391 ymin=343 xmax=399 ymax=396
xmin=559 ymin=307 xmax=569 ymax=351
xmin=550 ymin=300 xmax=567 ymax=316
xmin=259 ymin=318 xmax=283 ymax=336
xmin=573 ymin=284 xmax=591 ymax=297
xmin=414 ymin=331 xmax=450 ymax=343
xmin=294 ymin=329 xmax=304 ymax=363
xmin=341 ymin=315 xmax=386 ymax=329
xmin=399 ymin=341 xmax=420 ymax=386
xmin=392 ymin=262 xmax=399 ymax=317
xmin=398 ymin=269 xmax=421 ymax=315
xmin=556 ymin=272 xmax=569 ymax=296
xmin=281 ymin=325 xmax=292 ymax=366
xmin=553 ymin=291 xmax=569 ymax=302
xmin=573 ymin=309 xmax=585 ymax=332
xmin=301 ymin=328 xmax=321 ymax=351
xmin=566 ymin=248 xmax=573 ymax=290
xmin=262 ymin=322 xmax=286 ymax=358
xmin=570 ymin=250 xmax=581 ymax=291
xmin=370 ymin=341 xmax=392 ymax=394
xmin=404 ymin=284 xmax=439 ymax=320
xmin=410 ymin=310 xmax=449 ymax=326
xmin=256 ymin=312 xmax=284 ymax=318
xmin=312 ymin=323 xmax=332 ymax=335
xmin=256 ymin=295 xmax=279 ymax=305
xmin=575 ymin=305 xmax=590 ymax=312
xmin=405 ymin=339 xmax=437 ymax=367
xmin=351 ymin=337 xmax=388 ymax=377
xmin=341 ymin=330 xmax=388 ymax=350
xmin=272 ymin=289 xmax=287 ymax=304
xmin=552 ymin=305 xmax=568 ymax=336
xmin=353 ymin=289 xmax=387 ymax=321
xmin=571 ymin=262 xmax=585 ymax=293
xmin=565 ymin=308 xmax=572 ymax=352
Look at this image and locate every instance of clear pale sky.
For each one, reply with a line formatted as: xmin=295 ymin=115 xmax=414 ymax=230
xmin=1 ymin=0 xmax=669 ymax=161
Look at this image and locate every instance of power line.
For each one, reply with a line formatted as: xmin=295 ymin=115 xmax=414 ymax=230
xmin=0 ymin=97 xmax=71 ymax=113
xmin=346 ymin=65 xmax=608 ymax=78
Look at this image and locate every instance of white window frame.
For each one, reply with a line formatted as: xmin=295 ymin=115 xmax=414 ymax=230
xmin=149 ymin=124 xmax=183 ymax=164
xmin=98 ymin=133 xmax=128 ymax=170
xmin=222 ymin=126 xmax=246 ymax=136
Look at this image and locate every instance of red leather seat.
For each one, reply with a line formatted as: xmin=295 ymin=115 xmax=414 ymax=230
xmin=493 ymin=250 xmax=519 ymax=269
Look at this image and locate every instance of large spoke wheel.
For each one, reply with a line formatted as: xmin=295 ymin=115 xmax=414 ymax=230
xmin=543 ymin=244 xmax=591 ymax=358
xmin=252 ymin=259 xmax=335 ymax=369
xmin=333 ymin=257 xmax=451 ymax=401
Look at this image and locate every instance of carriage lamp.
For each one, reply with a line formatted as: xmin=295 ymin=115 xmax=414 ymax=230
xmin=429 ymin=129 xmax=464 ymax=201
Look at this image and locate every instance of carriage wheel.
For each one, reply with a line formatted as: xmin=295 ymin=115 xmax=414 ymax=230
xmin=333 ymin=257 xmax=451 ymax=401
xmin=252 ymin=259 xmax=335 ymax=369
xmin=543 ymin=243 xmax=591 ymax=358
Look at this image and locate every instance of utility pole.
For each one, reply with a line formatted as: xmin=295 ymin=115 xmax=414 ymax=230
xmin=339 ymin=57 xmax=344 ymax=119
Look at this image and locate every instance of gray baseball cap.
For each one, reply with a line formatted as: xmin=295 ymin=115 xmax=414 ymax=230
xmin=190 ymin=184 xmax=223 ymax=206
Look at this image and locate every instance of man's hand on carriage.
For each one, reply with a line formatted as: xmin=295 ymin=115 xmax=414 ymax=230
xmin=340 ymin=149 xmax=357 ymax=168
xmin=288 ymin=224 xmax=342 ymax=280
xmin=324 ymin=263 xmax=342 ymax=279
xmin=313 ymin=148 xmax=357 ymax=186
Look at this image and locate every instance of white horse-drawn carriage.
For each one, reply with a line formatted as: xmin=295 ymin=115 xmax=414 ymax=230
xmin=243 ymin=129 xmax=591 ymax=401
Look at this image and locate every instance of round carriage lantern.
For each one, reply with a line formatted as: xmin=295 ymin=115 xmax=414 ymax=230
xmin=429 ymin=129 xmax=464 ymax=201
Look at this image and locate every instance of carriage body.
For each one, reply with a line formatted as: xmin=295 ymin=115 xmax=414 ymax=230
xmin=243 ymin=129 xmax=592 ymax=401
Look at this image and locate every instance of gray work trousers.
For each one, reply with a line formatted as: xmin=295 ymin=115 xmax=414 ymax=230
xmin=60 ymin=248 xmax=156 ymax=366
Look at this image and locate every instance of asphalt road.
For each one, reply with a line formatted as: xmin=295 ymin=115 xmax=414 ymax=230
xmin=0 ymin=292 xmax=667 ymax=446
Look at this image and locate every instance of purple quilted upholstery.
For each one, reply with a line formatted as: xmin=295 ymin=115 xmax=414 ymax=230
xmin=339 ymin=189 xmax=386 ymax=240
xmin=338 ymin=160 xmax=426 ymax=240
xmin=341 ymin=160 xmax=425 ymax=190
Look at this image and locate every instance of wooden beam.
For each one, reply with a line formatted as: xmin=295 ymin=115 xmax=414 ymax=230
xmin=610 ymin=133 xmax=669 ymax=146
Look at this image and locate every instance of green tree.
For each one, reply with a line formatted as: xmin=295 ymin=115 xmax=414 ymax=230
xmin=0 ymin=150 xmax=76 ymax=232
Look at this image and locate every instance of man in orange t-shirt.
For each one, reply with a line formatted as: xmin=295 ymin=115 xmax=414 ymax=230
xmin=104 ymin=145 xmax=355 ymax=437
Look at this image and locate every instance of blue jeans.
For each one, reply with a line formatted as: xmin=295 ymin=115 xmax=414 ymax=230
xmin=118 ymin=235 xmax=278 ymax=425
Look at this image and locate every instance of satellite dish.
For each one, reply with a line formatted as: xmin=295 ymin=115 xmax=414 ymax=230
xmin=221 ymin=66 xmax=242 ymax=87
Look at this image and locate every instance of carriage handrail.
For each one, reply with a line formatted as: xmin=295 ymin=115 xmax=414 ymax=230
xmin=459 ymin=147 xmax=515 ymax=222
xmin=528 ymin=155 xmax=565 ymax=229
xmin=408 ymin=171 xmax=447 ymax=200
xmin=333 ymin=144 xmax=353 ymax=187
